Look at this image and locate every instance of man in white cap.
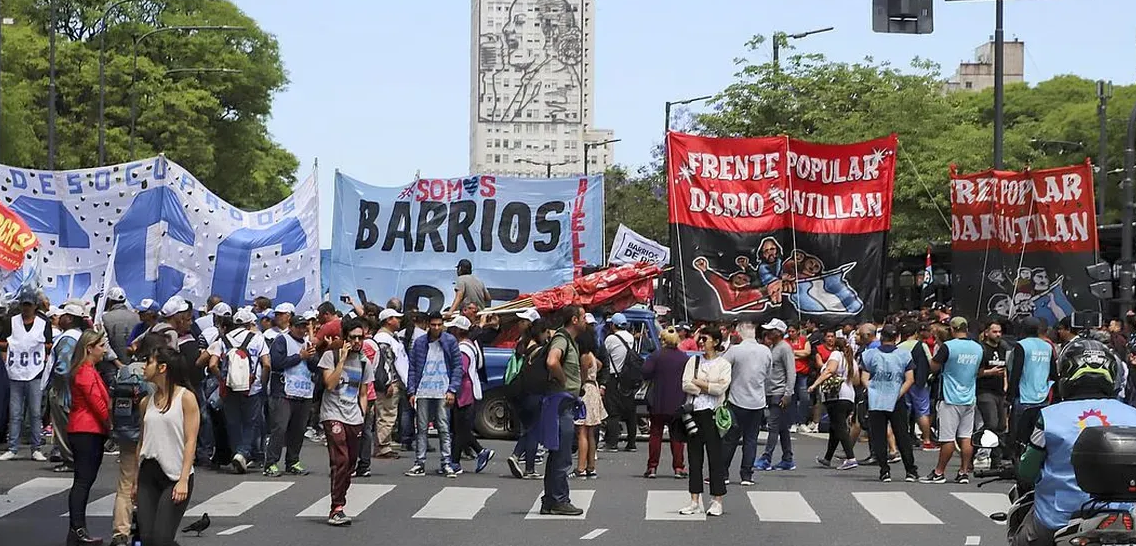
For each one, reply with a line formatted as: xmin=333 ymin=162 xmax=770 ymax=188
xmin=198 ymin=302 xmax=233 ymax=348
xmin=207 ymin=308 xmax=271 ymax=473
xmin=194 ymin=294 xmax=224 ymax=334
xmin=602 ymin=313 xmax=639 ymax=452
xmin=755 ymin=318 xmax=797 ymax=471
xmin=445 ymin=315 xmax=494 ymax=473
xmin=0 ymin=290 xmax=52 ymax=462
xmin=126 ymin=299 xmax=159 ymax=351
xmin=265 ymin=302 xmax=296 ymax=343
xmin=101 ymin=287 xmax=138 ymax=366
xmin=370 ymin=308 xmax=407 ymax=459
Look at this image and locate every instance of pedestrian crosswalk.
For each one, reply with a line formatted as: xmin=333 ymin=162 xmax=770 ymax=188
xmin=5 ymin=477 xmax=1012 ymax=525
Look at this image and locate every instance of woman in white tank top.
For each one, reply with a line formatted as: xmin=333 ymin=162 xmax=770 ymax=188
xmin=134 ymin=346 xmax=200 ymax=546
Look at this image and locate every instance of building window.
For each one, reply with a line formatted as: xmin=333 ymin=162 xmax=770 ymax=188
xmin=485 ymin=154 xmax=492 ymax=163
xmin=494 ymin=154 xmax=501 ymax=163
xmin=513 ymin=140 xmax=520 ymax=149
xmin=965 ymin=81 xmax=973 ymax=89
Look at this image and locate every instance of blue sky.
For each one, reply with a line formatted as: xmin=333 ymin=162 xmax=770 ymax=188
xmin=231 ymin=0 xmax=1136 ymax=247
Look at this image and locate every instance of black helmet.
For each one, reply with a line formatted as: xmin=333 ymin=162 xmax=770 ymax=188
xmin=1057 ymin=338 xmax=1116 ymax=399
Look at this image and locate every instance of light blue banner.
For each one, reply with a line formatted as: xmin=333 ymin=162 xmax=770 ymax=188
xmin=328 ymin=172 xmax=604 ymax=312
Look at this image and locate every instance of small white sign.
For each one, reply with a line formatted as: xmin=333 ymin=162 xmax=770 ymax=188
xmin=608 ymin=224 xmax=669 ymax=266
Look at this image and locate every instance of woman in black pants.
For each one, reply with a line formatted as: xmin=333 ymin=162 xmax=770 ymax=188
xmin=679 ymin=329 xmax=733 ymax=517
xmin=67 ymin=330 xmax=113 ymax=546
xmin=135 ymin=347 xmax=200 ymax=546
xmin=809 ymin=337 xmax=859 ymax=469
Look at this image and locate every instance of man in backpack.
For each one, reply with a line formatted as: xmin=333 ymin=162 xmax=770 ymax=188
xmin=207 ymin=308 xmax=271 ymax=474
xmin=101 ymin=287 xmax=138 ymax=369
xmin=541 ymin=305 xmax=586 ymax=516
xmin=371 ymin=308 xmax=407 ymax=460
xmin=602 ymin=313 xmax=639 ymax=452
xmin=108 ymin=351 xmax=152 ymax=546
xmin=404 ymin=312 xmax=463 ymax=477
xmin=265 ymin=314 xmax=319 ymax=477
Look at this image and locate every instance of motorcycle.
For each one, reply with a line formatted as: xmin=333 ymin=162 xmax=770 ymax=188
xmin=977 ymin=427 xmax=1136 ymax=545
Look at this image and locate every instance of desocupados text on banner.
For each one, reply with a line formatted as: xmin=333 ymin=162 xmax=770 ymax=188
xmin=949 ymin=160 xmax=1099 ymax=326
xmin=328 ymin=172 xmax=604 ymax=313
xmin=0 ymin=156 xmax=321 ymax=311
xmin=668 ymin=132 xmax=897 ymax=322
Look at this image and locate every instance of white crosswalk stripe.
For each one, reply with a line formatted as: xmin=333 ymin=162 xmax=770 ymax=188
xmin=412 ymin=486 xmax=496 ymax=520
xmin=0 ymin=477 xmax=71 ymax=518
xmin=645 ymin=490 xmax=703 ymax=521
xmin=297 ymin=484 xmax=395 ymax=517
xmin=185 ymin=481 xmax=294 ymax=517
xmin=853 ymin=491 xmax=944 ymax=525
xmin=748 ymin=491 xmax=821 ymax=523
xmin=526 ymin=490 xmax=595 ymax=520
xmin=951 ymin=492 xmax=1010 ymax=525
xmin=60 ymin=493 xmax=117 ymax=517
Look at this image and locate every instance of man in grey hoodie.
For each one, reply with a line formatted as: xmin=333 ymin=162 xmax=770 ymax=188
xmin=755 ymin=319 xmax=797 ymax=471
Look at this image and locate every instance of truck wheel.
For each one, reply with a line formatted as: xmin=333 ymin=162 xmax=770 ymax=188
xmin=475 ymin=392 xmax=514 ymax=439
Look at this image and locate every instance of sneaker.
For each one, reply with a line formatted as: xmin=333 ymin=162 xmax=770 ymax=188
xmin=547 ymin=502 xmax=584 ymax=516
xmin=815 ymin=456 xmax=831 ymax=467
xmin=837 ymin=459 xmax=859 ymax=471
xmin=568 ymin=470 xmax=585 ymax=480
xmin=623 ymin=446 xmax=638 ymax=453
xmin=586 ymin=470 xmax=598 ymax=480
xmin=522 ymin=471 xmax=543 ymax=479
xmin=31 ymin=450 xmax=47 ymax=462
xmin=880 ymin=471 xmax=892 ymax=483
xmin=443 ymin=464 xmax=458 ymax=478
xmin=679 ymin=501 xmax=704 ymax=515
xmin=246 ymin=460 xmax=264 ymax=471
xmin=644 ymin=469 xmax=657 ymax=479
xmin=674 ymin=470 xmax=688 ymax=479
xmin=287 ymin=462 xmax=310 ymax=476
xmin=789 ymin=424 xmax=800 ymax=433
xmin=905 ymin=472 xmax=919 ymax=483
xmin=109 ymin=534 xmax=130 ymax=546
xmin=507 ymin=455 xmax=523 ymax=479
xmin=754 ymin=456 xmax=772 ymax=471
xmin=53 ymin=463 xmax=74 ymax=473
xmin=475 ymin=449 xmax=495 ymax=473
xmin=703 ymin=477 xmax=731 ymax=485
xmin=739 ymin=479 xmax=756 ymax=486
xmin=263 ymin=464 xmax=283 ymax=478
xmin=858 ymin=455 xmax=878 ymax=466
xmin=806 ymin=423 xmax=820 ymax=433
xmin=353 ymin=467 xmax=371 ymax=478
xmin=304 ymin=427 xmax=318 ymax=440
xmin=707 ymin=500 xmax=724 ymax=516
xmin=888 ymin=452 xmax=901 ymax=464
xmin=919 ymin=471 xmax=947 ymax=484
xmin=231 ymin=453 xmax=247 ymax=474
xmin=0 ymin=451 xmax=15 ymax=461
xmin=922 ymin=441 xmax=939 ymax=451
xmin=104 ymin=440 xmax=119 ymax=456
xmin=405 ymin=463 xmax=426 ymax=477
xmin=955 ymin=472 xmax=970 ymax=484
xmin=327 ymin=510 xmax=352 ymax=526
xmin=773 ymin=460 xmax=796 ymax=471
xmin=42 ymin=425 xmax=53 ymax=437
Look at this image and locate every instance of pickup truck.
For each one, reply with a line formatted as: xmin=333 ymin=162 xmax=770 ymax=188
xmin=473 ymin=306 xmax=664 ymax=439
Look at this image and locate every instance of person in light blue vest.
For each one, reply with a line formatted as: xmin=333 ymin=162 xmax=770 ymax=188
xmin=921 ymin=316 xmax=983 ymax=485
xmin=1014 ymin=338 xmax=1136 ymax=546
xmin=1007 ymin=317 xmax=1055 ymax=456
xmin=265 ymin=314 xmax=320 ymax=477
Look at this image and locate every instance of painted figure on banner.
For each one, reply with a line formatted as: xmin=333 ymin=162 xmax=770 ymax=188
xmin=985 ymin=267 xmax=1075 ymax=326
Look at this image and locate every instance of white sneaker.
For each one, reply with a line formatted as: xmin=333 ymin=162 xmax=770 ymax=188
xmin=789 ymin=424 xmax=800 ymax=433
xmin=807 ymin=423 xmax=820 ymax=433
xmin=679 ymin=501 xmax=704 ymax=515
xmin=31 ymin=450 xmax=47 ymax=462
xmin=707 ymin=500 xmax=724 ymax=516
xmin=0 ymin=451 xmax=16 ymax=461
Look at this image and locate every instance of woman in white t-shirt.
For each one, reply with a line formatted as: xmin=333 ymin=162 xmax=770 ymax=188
xmin=808 ymin=336 xmax=859 ymax=469
xmin=679 ymin=329 xmax=732 ymax=517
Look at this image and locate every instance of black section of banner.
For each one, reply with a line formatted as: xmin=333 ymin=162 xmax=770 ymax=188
xmin=671 ymin=224 xmax=883 ymax=324
xmin=951 ymin=249 xmax=1100 ymax=328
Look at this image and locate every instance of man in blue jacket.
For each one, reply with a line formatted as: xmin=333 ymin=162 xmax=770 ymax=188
xmin=404 ymin=312 xmax=463 ymax=477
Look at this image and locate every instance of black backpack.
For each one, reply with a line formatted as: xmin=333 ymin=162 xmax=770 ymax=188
xmin=611 ymin=334 xmax=644 ymax=394
xmin=512 ymin=332 xmax=573 ymax=397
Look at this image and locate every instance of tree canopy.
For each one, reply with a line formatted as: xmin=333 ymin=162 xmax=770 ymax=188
xmin=0 ymin=0 xmax=297 ymax=209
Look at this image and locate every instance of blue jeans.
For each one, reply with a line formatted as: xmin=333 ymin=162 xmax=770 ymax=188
xmin=761 ymin=399 xmax=793 ymax=462
xmin=723 ymin=404 xmax=764 ymax=481
xmin=398 ymin=393 xmax=415 ymax=447
xmin=793 ymin=375 xmax=811 ymax=425
xmin=194 ymin=383 xmax=214 ymax=464
xmin=0 ymin=367 xmax=9 ymax=444
xmin=223 ymin=392 xmax=261 ymax=459
xmin=542 ymin=398 xmax=575 ymax=507
xmin=511 ymin=394 xmax=542 ymax=472
xmin=414 ymin=398 xmax=451 ymax=466
xmin=7 ymin=378 xmax=44 ymax=453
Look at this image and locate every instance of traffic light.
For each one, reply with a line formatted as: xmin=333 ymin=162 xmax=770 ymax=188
xmin=872 ymin=0 xmax=933 ymax=34
xmin=1086 ymin=261 xmax=1114 ymax=300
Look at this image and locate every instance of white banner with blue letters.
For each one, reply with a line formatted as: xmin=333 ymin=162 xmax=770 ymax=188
xmin=328 ymin=172 xmax=604 ymax=313
xmin=0 ymin=156 xmax=321 ymax=311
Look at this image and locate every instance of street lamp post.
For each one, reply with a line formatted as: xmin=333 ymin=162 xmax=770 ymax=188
xmin=772 ymin=26 xmax=834 ymax=71
xmin=583 ymin=138 xmax=620 ymax=176
xmin=515 ymin=158 xmax=569 ymax=178
xmin=1119 ymin=104 xmax=1136 ymax=317
xmin=663 ymin=95 xmax=712 ymax=186
xmin=1097 ymin=80 xmax=1114 ymax=220
xmin=993 ymin=0 xmax=1005 ymax=169
xmin=97 ymin=0 xmax=137 ymax=166
xmin=47 ymin=0 xmax=56 ymax=170
xmin=128 ymin=25 xmax=244 ymax=159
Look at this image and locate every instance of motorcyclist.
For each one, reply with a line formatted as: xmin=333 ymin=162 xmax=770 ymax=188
xmin=1015 ymin=338 xmax=1136 ymax=546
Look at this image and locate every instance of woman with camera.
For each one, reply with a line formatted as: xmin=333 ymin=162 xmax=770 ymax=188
xmin=679 ymin=329 xmax=733 ymax=517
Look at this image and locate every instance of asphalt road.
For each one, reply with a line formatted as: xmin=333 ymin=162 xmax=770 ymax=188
xmin=0 ymin=432 xmax=1011 ymax=546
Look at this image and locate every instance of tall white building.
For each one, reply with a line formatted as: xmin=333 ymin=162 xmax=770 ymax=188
xmin=470 ymin=0 xmax=615 ymax=177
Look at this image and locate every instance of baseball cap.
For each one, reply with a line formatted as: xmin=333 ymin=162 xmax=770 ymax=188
xmin=302 ymin=310 xmax=319 ymax=321
xmin=676 ymin=323 xmax=692 ymax=332
xmin=379 ymin=308 xmax=404 ymax=322
xmin=209 ymin=302 xmax=233 ymax=317
xmin=137 ymin=298 xmax=158 ymax=313
xmin=258 ymin=311 xmax=275 ymax=322
xmin=444 ymin=316 xmax=472 ymax=331
xmin=610 ymin=313 xmax=629 ymax=327
xmin=762 ymin=318 xmax=788 ymax=333
xmin=106 ymin=287 xmax=127 ymax=302
xmin=160 ymin=296 xmax=192 ymax=318
xmin=61 ymin=303 xmax=86 ymax=318
xmin=234 ymin=308 xmax=258 ymax=326
xmin=17 ymin=290 xmax=37 ymax=305
xmin=515 ymin=308 xmax=540 ymax=322
xmin=949 ymin=316 xmax=969 ymax=330
xmin=46 ymin=306 xmax=62 ymax=318
xmin=289 ymin=314 xmax=311 ymax=327
xmin=584 ymin=313 xmax=597 ymax=325
xmin=273 ymin=302 xmax=296 ymax=315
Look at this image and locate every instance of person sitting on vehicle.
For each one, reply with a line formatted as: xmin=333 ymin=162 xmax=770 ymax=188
xmin=1015 ymin=338 xmax=1136 ymax=546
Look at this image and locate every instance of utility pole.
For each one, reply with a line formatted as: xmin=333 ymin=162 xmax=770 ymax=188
xmin=772 ymin=27 xmax=834 ymax=72
xmin=47 ymin=0 xmax=56 ymax=170
xmin=1119 ymin=103 xmax=1136 ymax=316
xmin=583 ymin=138 xmax=620 ymax=176
xmin=992 ymin=0 xmax=1004 ymax=169
xmin=1097 ymin=80 xmax=1113 ymax=221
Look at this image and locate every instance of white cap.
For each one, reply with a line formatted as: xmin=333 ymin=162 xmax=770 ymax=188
xmin=584 ymin=313 xmax=597 ymax=325
xmin=46 ymin=306 xmax=63 ymax=318
xmin=60 ymin=303 xmax=87 ymax=318
xmin=210 ymin=302 xmax=233 ymax=317
xmin=302 ymin=310 xmax=319 ymax=321
xmin=273 ymin=302 xmax=296 ymax=315
xmin=762 ymin=318 xmax=788 ymax=333
xmin=160 ymin=296 xmax=192 ymax=318
xmin=515 ymin=308 xmax=540 ymax=322
xmin=444 ymin=316 xmax=472 ymax=331
xmin=137 ymin=298 xmax=158 ymax=313
xmin=233 ymin=308 xmax=258 ymax=326
xmin=379 ymin=308 xmax=404 ymax=322
xmin=106 ymin=287 xmax=127 ymax=302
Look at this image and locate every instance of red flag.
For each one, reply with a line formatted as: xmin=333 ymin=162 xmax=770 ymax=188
xmin=0 ymin=203 xmax=38 ymax=271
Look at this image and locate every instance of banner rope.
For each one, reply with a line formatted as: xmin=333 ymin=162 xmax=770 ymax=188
xmin=898 ymin=141 xmax=951 ymax=231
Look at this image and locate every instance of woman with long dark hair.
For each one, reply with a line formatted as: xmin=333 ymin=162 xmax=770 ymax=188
xmin=680 ymin=329 xmax=732 ymax=517
xmin=809 ymin=336 xmax=859 ymax=469
xmin=66 ymin=329 xmax=112 ymax=546
xmin=135 ymin=347 xmax=200 ymax=546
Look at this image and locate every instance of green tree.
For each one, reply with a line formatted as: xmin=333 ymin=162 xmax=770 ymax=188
xmin=604 ymin=164 xmax=669 ymax=255
xmin=0 ymin=0 xmax=297 ymax=209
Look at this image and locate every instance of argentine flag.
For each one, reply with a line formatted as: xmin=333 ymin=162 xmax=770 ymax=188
xmin=789 ymin=263 xmax=864 ymax=315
